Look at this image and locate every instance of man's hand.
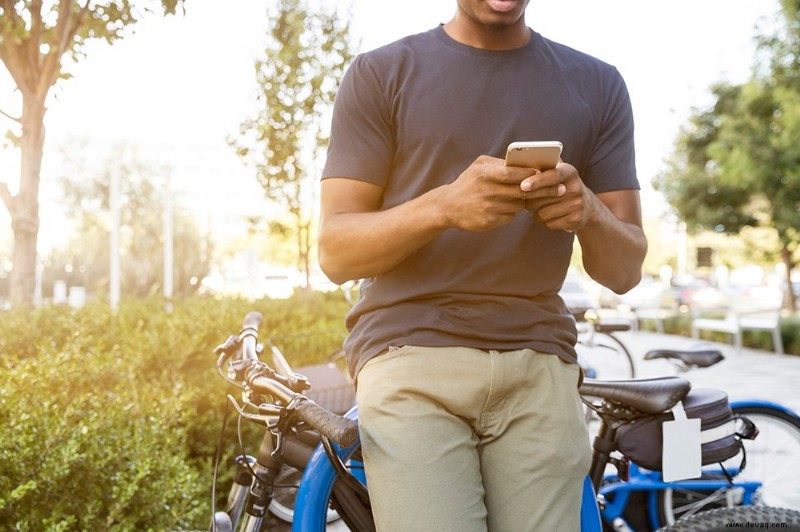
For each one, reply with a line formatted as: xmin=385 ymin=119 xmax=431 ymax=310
xmin=440 ymin=155 xmax=537 ymax=232
xmin=520 ymin=162 xmax=594 ymax=232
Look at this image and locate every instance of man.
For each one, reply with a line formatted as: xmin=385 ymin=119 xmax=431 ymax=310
xmin=318 ymin=0 xmax=647 ymax=529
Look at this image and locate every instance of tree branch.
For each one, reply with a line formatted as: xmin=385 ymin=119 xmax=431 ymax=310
xmin=37 ymin=0 xmax=68 ymax=96
xmin=0 ymin=181 xmax=15 ymax=216
xmin=29 ymin=0 xmax=43 ymax=67
xmin=0 ymin=0 xmax=33 ymax=93
xmin=66 ymin=1 xmax=91 ymax=52
xmin=39 ymin=0 xmax=89 ymax=95
xmin=0 ymin=0 xmax=16 ymax=20
xmin=0 ymin=107 xmax=21 ymax=122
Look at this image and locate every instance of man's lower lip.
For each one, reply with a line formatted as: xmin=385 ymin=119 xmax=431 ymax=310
xmin=486 ymin=0 xmax=519 ymax=13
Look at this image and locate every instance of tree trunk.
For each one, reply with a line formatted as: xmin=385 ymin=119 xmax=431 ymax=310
xmin=780 ymin=242 xmax=796 ymax=312
xmin=302 ymin=220 xmax=311 ymax=289
xmin=9 ymin=96 xmax=46 ymax=307
xmin=296 ymin=215 xmax=311 ymax=291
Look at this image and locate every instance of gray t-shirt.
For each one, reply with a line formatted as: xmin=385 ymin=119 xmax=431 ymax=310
xmin=322 ymin=26 xmax=639 ymax=378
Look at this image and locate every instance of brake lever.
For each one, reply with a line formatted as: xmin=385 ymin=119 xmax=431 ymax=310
xmin=214 ymin=335 xmax=240 ymax=355
xmin=265 ymin=340 xmax=311 ymax=392
xmin=246 ymin=361 xmax=310 ymax=394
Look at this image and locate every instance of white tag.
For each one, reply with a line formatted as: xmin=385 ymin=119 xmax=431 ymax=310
xmin=662 ymin=401 xmax=702 ymax=482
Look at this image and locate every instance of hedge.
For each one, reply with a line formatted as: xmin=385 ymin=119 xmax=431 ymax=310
xmin=0 ymin=292 xmax=350 ymax=531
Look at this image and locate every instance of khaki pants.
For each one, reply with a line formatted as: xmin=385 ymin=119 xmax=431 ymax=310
xmin=356 ymin=346 xmax=591 ymax=532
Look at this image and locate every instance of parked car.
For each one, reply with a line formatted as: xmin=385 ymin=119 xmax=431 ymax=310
xmin=614 ymin=278 xmax=671 ymax=311
xmin=559 ymin=278 xmax=596 ymax=320
xmin=782 ymin=280 xmax=800 ymax=307
xmin=666 ymin=276 xmax=726 ymax=310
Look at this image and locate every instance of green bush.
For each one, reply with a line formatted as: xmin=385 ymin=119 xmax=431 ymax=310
xmin=780 ymin=313 xmax=800 ymax=356
xmin=636 ymin=312 xmax=693 ymax=337
xmin=0 ymin=292 xmax=350 ymax=531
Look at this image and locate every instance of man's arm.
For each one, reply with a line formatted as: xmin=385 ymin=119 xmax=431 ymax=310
xmin=575 ymin=189 xmax=647 ymax=293
xmin=521 ymin=163 xmax=647 ymax=294
xmin=318 ymin=177 xmax=451 ymax=285
xmin=318 ymin=156 xmax=539 ymax=285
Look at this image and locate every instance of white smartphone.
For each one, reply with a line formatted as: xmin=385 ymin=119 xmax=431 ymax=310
xmin=504 ymin=141 xmax=563 ymax=170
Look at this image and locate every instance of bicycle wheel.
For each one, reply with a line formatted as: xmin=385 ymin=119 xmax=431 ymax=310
xmin=578 ymin=331 xmax=636 ymax=433
xmin=727 ymin=406 xmax=800 ymax=509
xmin=657 ymin=405 xmax=800 ymax=525
xmin=662 ymin=506 xmax=800 ymax=531
xmin=576 ymin=331 xmax=636 ymax=381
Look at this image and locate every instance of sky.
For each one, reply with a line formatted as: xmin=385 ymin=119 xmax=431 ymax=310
xmin=0 ymin=0 xmax=784 ymax=254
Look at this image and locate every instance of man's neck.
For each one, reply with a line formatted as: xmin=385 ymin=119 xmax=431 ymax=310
xmin=442 ymin=17 xmax=530 ymax=50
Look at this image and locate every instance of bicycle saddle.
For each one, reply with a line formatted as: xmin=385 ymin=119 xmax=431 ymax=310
xmin=643 ymin=348 xmax=724 ymax=368
xmin=579 ymin=376 xmax=692 ymax=414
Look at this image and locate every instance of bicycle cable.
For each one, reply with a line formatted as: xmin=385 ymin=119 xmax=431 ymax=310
xmin=211 ymin=397 xmax=232 ymax=531
xmin=229 ymin=397 xmax=306 ymax=490
xmin=236 ymin=406 xmax=259 ymax=479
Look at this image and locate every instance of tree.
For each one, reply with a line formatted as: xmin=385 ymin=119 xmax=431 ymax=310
xmin=654 ymin=82 xmax=762 ymax=235
xmin=231 ymin=0 xmax=355 ymax=289
xmin=654 ymin=6 xmax=800 ymax=310
xmin=758 ymin=0 xmax=800 ymax=91
xmin=655 ymin=81 xmax=800 ymax=309
xmin=42 ymin=143 xmax=211 ymax=299
xmin=0 ymin=0 xmax=185 ymax=307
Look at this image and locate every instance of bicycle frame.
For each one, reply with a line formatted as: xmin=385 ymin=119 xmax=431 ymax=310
xmin=294 ymin=406 xmax=364 ymax=531
xmin=597 ymin=397 xmax=799 ymax=530
xmin=210 ymin=313 xmax=360 ymax=530
xmin=599 ymin=463 xmax=759 ymax=530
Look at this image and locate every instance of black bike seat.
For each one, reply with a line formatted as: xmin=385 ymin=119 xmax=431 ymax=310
xmin=579 ymin=376 xmax=692 ymax=414
xmin=643 ymin=348 xmax=725 ymax=368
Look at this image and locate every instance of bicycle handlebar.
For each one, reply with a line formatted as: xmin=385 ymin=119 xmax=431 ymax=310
xmin=293 ymin=396 xmax=359 ymax=448
xmin=240 ymin=311 xmax=262 ymax=364
xmin=242 ymin=310 xmax=263 ymax=331
xmin=228 ymin=311 xmax=359 ymax=449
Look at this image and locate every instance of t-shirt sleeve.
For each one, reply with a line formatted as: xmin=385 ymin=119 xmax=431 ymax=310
xmin=321 ymin=54 xmax=394 ymax=187
xmin=581 ymin=67 xmax=639 ymax=194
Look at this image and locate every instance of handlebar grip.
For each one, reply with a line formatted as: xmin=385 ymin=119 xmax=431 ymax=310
xmin=294 ymin=397 xmax=359 ymax=448
xmin=242 ymin=311 xmax=263 ymax=332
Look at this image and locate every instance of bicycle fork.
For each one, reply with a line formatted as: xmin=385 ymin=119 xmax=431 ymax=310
xmin=223 ymin=455 xmax=256 ymax=528
xmin=215 ymin=432 xmax=283 ymax=532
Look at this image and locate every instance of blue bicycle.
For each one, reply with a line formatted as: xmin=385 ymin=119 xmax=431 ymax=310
xmin=206 ymin=312 xmax=358 ymax=532
xmin=208 ymin=313 xmax=800 ymax=531
xmin=296 ymin=389 xmax=800 ymax=531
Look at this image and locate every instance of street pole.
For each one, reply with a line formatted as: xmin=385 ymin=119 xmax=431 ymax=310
xmin=163 ymin=174 xmax=173 ymax=312
xmin=677 ymin=221 xmax=687 ymax=276
xmin=109 ymin=168 xmax=120 ymax=310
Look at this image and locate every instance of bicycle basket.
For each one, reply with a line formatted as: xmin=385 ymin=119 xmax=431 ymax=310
xmin=295 ymin=363 xmax=356 ymax=415
xmin=616 ymin=388 xmax=740 ymax=471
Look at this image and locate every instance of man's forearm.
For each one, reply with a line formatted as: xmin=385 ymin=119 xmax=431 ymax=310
xmin=318 ymin=187 xmax=451 ymax=285
xmin=576 ymin=192 xmax=647 ymax=294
